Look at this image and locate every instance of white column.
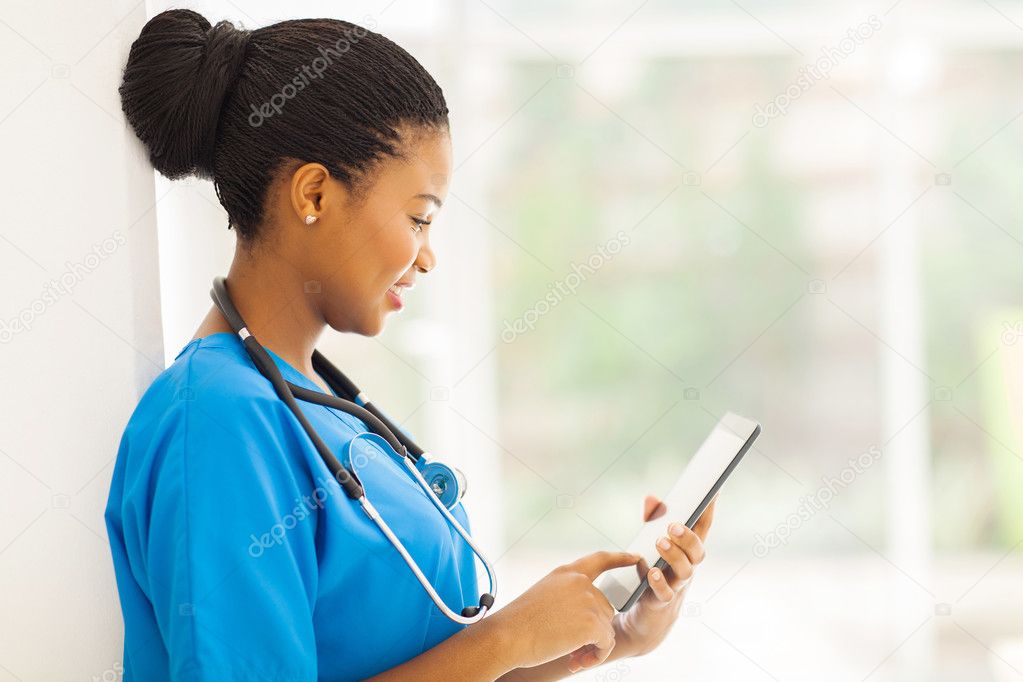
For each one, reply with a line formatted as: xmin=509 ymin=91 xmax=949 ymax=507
xmin=0 ymin=2 xmax=164 ymax=679
xmin=876 ymin=35 xmax=937 ymax=679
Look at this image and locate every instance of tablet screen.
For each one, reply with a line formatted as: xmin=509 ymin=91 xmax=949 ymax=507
xmin=596 ymin=412 xmax=761 ymax=611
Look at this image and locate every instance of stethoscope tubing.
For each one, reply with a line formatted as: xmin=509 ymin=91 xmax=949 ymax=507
xmin=210 ymin=277 xmax=497 ymax=623
xmin=349 ymin=446 xmax=497 ymax=625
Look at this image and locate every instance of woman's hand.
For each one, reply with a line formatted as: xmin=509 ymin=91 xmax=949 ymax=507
xmin=487 ymin=551 xmax=641 ymax=673
xmin=611 ymin=495 xmax=716 ymax=658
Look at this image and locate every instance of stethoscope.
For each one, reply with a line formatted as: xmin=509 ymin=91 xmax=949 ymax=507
xmin=210 ymin=277 xmax=497 ymax=624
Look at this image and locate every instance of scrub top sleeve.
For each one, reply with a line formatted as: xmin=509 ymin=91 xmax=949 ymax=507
xmin=145 ymin=394 xmax=321 ymax=682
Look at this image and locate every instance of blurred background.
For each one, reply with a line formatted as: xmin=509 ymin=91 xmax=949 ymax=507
xmin=1 ymin=0 xmax=1021 ymax=679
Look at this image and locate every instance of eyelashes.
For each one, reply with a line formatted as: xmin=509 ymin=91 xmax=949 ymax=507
xmin=409 ymin=217 xmax=431 ymax=234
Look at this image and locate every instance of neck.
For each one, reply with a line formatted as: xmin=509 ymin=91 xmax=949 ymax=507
xmin=199 ymin=242 xmax=326 ymax=384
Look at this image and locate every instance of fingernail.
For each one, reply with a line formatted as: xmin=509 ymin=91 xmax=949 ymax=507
xmin=657 ymin=537 xmax=671 ymax=550
xmin=650 ymin=569 xmax=661 ymax=581
xmin=670 ymin=522 xmax=685 ymax=537
xmin=568 ymin=663 xmax=581 ymax=673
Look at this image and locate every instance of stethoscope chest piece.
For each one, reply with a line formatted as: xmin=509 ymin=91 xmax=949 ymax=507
xmin=417 ymin=459 xmax=467 ymax=510
xmin=341 ymin=434 xmax=467 ymax=512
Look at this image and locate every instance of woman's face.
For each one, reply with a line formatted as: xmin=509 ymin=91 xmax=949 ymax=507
xmin=290 ymin=129 xmax=452 ymax=337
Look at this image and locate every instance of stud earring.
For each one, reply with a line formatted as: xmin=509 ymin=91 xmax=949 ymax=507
xmin=304 ymin=214 xmax=318 ymax=225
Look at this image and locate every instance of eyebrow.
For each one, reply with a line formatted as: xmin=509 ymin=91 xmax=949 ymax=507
xmin=414 ymin=193 xmax=444 ymax=209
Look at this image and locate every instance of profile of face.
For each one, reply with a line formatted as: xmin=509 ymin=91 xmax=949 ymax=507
xmin=278 ymin=127 xmax=452 ymax=337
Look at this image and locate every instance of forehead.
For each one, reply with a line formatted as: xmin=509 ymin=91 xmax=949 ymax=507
xmin=373 ymin=128 xmax=452 ymax=204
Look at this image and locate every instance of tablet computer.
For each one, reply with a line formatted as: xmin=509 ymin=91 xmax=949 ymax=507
xmin=596 ymin=412 xmax=761 ymax=611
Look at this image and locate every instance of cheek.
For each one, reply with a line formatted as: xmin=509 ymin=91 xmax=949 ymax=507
xmin=374 ymin=225 xmax=417 ymax=281
xmin=317 ymin=219 xmax=417 ymax=330
xmin=324 ymin=220 xmax=413 ymax=287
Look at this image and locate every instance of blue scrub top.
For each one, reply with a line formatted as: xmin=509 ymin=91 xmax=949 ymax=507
xmin=104 ymin=332 xmax=480 ymax=681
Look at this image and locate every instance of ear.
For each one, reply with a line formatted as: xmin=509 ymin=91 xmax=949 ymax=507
xmin=289 ymin=162 xmax=331 ymax=224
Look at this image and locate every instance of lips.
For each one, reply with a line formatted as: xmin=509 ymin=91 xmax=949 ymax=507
xmin=384 ymin=276 xmax=415 ymax=310
xmin=386 ymin=281 xmax=413 ymax=310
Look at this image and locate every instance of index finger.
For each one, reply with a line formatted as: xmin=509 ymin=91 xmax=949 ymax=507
xmin=569 ymin=550 xmax=642 ymax=580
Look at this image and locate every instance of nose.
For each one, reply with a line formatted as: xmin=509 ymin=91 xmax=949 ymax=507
xmin=414 ymin=241 xmax=436 ymax=274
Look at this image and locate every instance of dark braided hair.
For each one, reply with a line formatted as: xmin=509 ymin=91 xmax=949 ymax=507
xmin=119 ymin=9 xmax=449 ymax=241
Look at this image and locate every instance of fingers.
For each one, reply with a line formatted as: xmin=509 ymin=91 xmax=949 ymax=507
xmin=567 ymin=649 xmax=590 ymax=674
xmin=568 ymin=619 xmax=616 ymax=673
xmin=648 ymin=520 xmax=707 ymax=592
xmin=556 ymin=552 xmax=631 ymax=671
xmin=646 ymin=566 xmax=675 ymax=602
xmin=643 ymin=494 xmax=667 ymax=521
xmin=666 ymin=521 xmax=706 ymax=566
xmin=569 ymin=645 xmax=604 ymax=673
xmin=692 ymin=497 xmax=717 ymax=541
xmin=654 ymin=538 xmax=693 ymax=591
xmin=568 ymin=635 xmax=614 ymax=672
xmin=593 ymin=621 xmax=616 ymax=652
xmin=589 ymin=644 xmax=614 ymax=669
xmin=634 ymin=556 xmax=651 ymax=580
xmin=569 ymin=550 xmax=641 ymax=580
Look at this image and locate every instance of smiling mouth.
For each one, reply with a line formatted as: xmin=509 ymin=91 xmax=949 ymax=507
xmin=386 ymin=282 xmax=412 ymax=310
xmin=384 ymin=278 xmax=413 ymax=308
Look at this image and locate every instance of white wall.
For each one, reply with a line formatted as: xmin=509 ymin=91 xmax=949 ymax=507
xmin=0 ymin=1 xmax=163 ymax=679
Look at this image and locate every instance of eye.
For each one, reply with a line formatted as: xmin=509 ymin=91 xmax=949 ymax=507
xmin=409 ymin=216 xmax=431 ymax=234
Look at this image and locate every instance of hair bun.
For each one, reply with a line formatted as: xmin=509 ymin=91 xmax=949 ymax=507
xmin=119 ymin=9 xmax=251 ymax=180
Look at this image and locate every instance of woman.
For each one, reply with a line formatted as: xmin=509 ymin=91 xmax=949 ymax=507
xmin=105 ymin=9 xmax=713 ymax=681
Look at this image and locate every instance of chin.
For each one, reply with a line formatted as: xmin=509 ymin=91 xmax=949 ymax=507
xmin=362 ymin=321 xmax=386 ymax=337
xmin=356 ymin=312 xmax=388 ymax=337
xmin=324 ymin=316 xmax=379 ymax=338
